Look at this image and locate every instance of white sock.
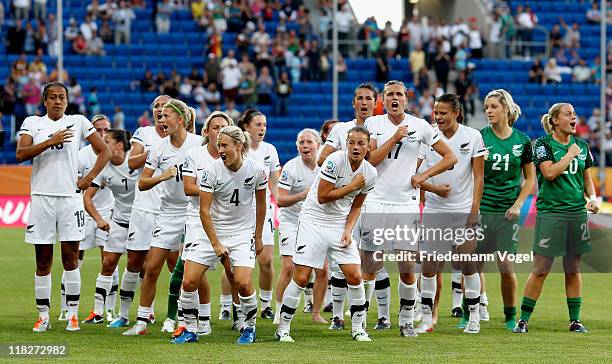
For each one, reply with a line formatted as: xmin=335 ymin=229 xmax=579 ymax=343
xmin=347 ymin=283 xmax=367 ymax=332
xmin=259 ymin=289 xmax=273 ymax=310
xmin=324 ymin=279 xmax=332 ymax=306
xmin=106 ymin=267 xmax=119 ymax=312
xmin=363 ymin=279 xmax=375 ymax=312
xmin=64 ymin=268 xmax=81 ymax=318
xmin=240 ymin=292 xmax=258 ymax=329
xmin=180 ymin=289 xmax=198 ymax=333
xmin=94 ymin=274 xmax=113 ymax=315
xmin=374 ymin=268 xmax=391 ymax=319
xmin=451 ymin=270 xmax=463 ymax=309
xmin=198 ymin=303 xmax=211 ymax=321
xmin=304 ymin=271 xmax=315 ymax=303
xmin=136 ymin=306 xmax=151 ymax=326
xmin=119 ymin=269 xmax=139 ymax=320
xmin=480 ymin=292 xmax=488 ymax=306
xmin=278 ymin=280 xmax=303 ymax=333
xmin=331 ymin=271 xmax=347 ymax=319
xmin=220 ymin=294 xmax=232 ymax=312
xmin=420 ymin=275 xmax=437 ymax=325
xmin=35 ymin=273 xmax=51 ymax=320
xmin=233 ymin=302 xmax=245 ymax=328
xmin=151 ymin=301 xmax=155 ymax=318
xmin=463 ymin=273 xmax=481 ymax=322
xmin=177 ymin=299 xmax=185 ymax=327
xmin=398 ymin=279 xmax=417 ymax=326
xmin=60 ymin=271 xmax=67 ymax=313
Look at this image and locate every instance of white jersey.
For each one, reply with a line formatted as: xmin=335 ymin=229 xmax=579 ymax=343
xmin=130 ymin=126 xmax=165 ymax=213
xmin=18 ymin=114 xmax=95 ymax=197
xmin=183 ymin=145 xmax=217 ymax=225
xmin=324 ymin=119 xmax=358 ymax=152
xmin=93 ymin=157 xmax=139 ymax=224
xmin=248 ymin=141 xmax=280 ymax=208
xmin=145 ymin=133 xmax=204 ymax=214
xmin=79 ymin=145 xmax=114 ymax=216
xmin=365 ymin=113 xmax=440 ymax=205
xmin=300 ymin=151 xmax=377 ymax=226
xmin=199 ymin=158 xmax=268 ymax=235
xmin=419 ymin=124 xmax=485 ymax=212
xmin=278 ymin=156 xmax=319 ymax=226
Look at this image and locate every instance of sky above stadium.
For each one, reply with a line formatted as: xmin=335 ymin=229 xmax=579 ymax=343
xmin=350 ymin=0 xmax=403 ymax=31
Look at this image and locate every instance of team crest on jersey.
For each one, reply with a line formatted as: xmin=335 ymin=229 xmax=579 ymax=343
xmin=325 ymin=160 xmax=336 ymax=174
xmin=244 ymin=176 xmax=255 ymax=189
xmin=512 ymin=144 xmax=523 ymax=157
xmin=459 ymin=141 xmax=471 ymax=154
xmin=578 ymin=153 xmax=587 ymax=161
xmin=406 ymin=130 xmax=417 ymax=142
xmin=535 ymin=146 xmax=547 ymax=159
xmin=106 ymin=176 xmax=113 ymax=186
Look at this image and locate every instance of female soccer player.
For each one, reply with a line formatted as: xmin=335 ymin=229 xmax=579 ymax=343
xmin=123 ymin=99 xmax=203 ymax=336
xmin=81 ymin=130 xmax=139 ymax=324
xmin=361 ymin=82 xmax=456 ymax=337
xmin=513 ymin=103 xmax=599 ymax=334
xmin=108 ymin=95 xmax=170 ymax=328
xmin=161 ymin=111 xmax=233 ymax=336
xmin=275 ymin=126 xmax=377 ymax=343
xmin=16 ymin=82 xmax=111 ymax=332
xmin=173 ymin=125 xmax=267 ymax=344
xmin=238 ymin=109 xmax=280 ymax=319
xmin=274 ymin=128 xmax=328 ymax=324
xmin=477 ymin=89 xmax=535 ymax=330
xmin=416 ymin=93 xmax=485 ymax=335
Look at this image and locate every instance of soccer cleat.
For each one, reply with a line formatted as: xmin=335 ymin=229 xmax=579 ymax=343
xmin=66 ymin=315 xmax=80 ymax=331
xmin=122 ymin=322 xmax=147 ymax=336
xmin=33 ymin=318 xmax=51 ymax=332
xmin=161 ymin=318 xmax=176 ymax=333
xmin=106 ymin=309 xmax=116 ymax=322
xmin=415 ymin=322 xmax=434 ymax=334
xmin=505 ymin=319 xmax=516 ymax=330
xmin=451 ymin=307 xmax=463 ymax=318
xmin=463 ymin=320 xmax=480 ymax=334
xmin=479 ymin=304 xmax=490 ymax=322
xmin=569 ymin=320 xmax=588 ymax=333
xmin=236 ymin=326 xmax=256 ymax=344
xmin=82 ymin=311 xmax=104 ymax=324
xmin=231 ymin=320 xmax=242 ymax=331
xmin=171 ymin=330 xmax=198 ymax=344
xmin=107 ymin=317 xmax=129 ymax=328
xmin=374 ymin=317 xmax=391 ymax=330
xmin=197 ymin=320 xmax=212 ymax=336
xmin=352 ymin=329 xmax=372 ymax=342
xmin=323 ymin=303 xmax=333 ymax=313
xmin=303 ymin=302 xmax=313 ymax=313
xmin=219 ymin=310 xmax=231 ymax=321
xmin=274 ymin=331 xmax=294 ymax=342
xmin=399 ymin=323 xmax=418 ymax=337
xmin=58 ymin=309 xmax=68 ymax=321
xmin=456 ymin=318 xmax=468 ymax=329
xmin=148 ymin=314 xmax=156 ymax=325
xmin=328 ymin=317 xmax=345 ymax=330
xmin=260 ymin=307 xmax=274 ymax=320
xmin=172 ymin=326 xmax=186 ymax=338
xmin=512 ymin=319 xmax=528 ymax=333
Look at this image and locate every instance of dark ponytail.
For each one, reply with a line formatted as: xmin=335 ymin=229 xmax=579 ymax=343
xmin=435 ymin=93 xmax=464 ymax=124
xmin=238 ymin=108 xmax=265 ymax=131
xmin=107 ymin=129 xmax=131 ymax=152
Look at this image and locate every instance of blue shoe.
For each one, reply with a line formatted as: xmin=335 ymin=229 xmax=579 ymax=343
xmin=107 ymin=317 xmax=129 ymax=328
xmin=171 ymin=330 xmax=198 ymax=344
xmin=456 ymin=318 xmax=468 ymax=329
xmin=236 ymin=326 xmax=256 ymax=345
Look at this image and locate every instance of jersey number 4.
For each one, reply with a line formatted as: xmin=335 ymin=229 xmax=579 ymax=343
xmin=230 ymin=189 xmax=240 ymax=206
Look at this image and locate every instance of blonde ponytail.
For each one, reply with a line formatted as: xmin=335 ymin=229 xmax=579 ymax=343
xmin=540 ymin=102 xmax=570 ymax=135
xmin=485 ymin=89 xmax=522 ymax=127
xmin=219 ymin=125 xmax=251 ymax=156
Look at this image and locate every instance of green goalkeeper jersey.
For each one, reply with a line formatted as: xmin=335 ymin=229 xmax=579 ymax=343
xmin=480 ymin=126 xmax=533 ymax=213
xmin=533 ymin=134 xmax=594 ymax=213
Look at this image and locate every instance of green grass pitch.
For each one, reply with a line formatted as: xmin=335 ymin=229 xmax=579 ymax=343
xmin=1 ymin=228 xmax=611 ymax=363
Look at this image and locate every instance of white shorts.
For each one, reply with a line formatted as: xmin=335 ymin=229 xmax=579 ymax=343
xmin=279 ymin=221 xmax=297 ymax=256
xmin=419 ymin=211 xmax=472 ymax=254
xmin=80 ymin=210 xmax=112 ymax=251
xmin=126 ymin=209 xmax=158 ymax=251
xmin=149 ymin=213 xmax=185 ymax=252
xmin=104 ymin=220 xmax=129 ymax=254
xmin=292 ymin=221 xmax=361 ymax=270
xmin=359 ymin=201 xmax=421 ymax=252
xmin=184 ymin=230 xmax=255 ymax=269
xmin=25 ymin=195 xmax=86 ymax=244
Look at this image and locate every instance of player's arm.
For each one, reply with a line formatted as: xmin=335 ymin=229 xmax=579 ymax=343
xmin=340 ymin=193 xmax=367 ymax=248
xmin=199 ymin=190 xmax=228 ymax=257
xmin=367 ymin=126 xmax=407 ymax=166
xmin=183 ymin=175 xmax=198 ymax=196
xmin=83 ymin=184 xmax=110 ymax=231
xmin=317 ymin=145 xmax=337 ymax=166
xmin=15 ymin=129 xmax=74 ymax=162
xmin=411 ymin=139 xmax=457 ymax=188
xmin=128 ymin=142 xmax=147 ymax=170
xmin=254 ymin=188 xmax=266 ymax=255
xmin=468 ymin=155 xmax=484 ymax=227
xmin=416 ymin=157 xmax=451 ymax=197
xmin=538 ymin=143 xmax=580 ymax=181
xmin=583 ymin=158 xmax=600 ymax=213
xmin=138 ymin=166 xmax=176 ymax=191
xmin=269 ymin=170 xmax=280 ymax=202
xmin=506 ymin=162 xmax=536 ymax=219
xmin=277 ymin=187 xmax=308 ymax=207
xmin=79 ymin=132 xmax=111 ymax=190
xmin=317 ymin=173 xmax=365 ymax=204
